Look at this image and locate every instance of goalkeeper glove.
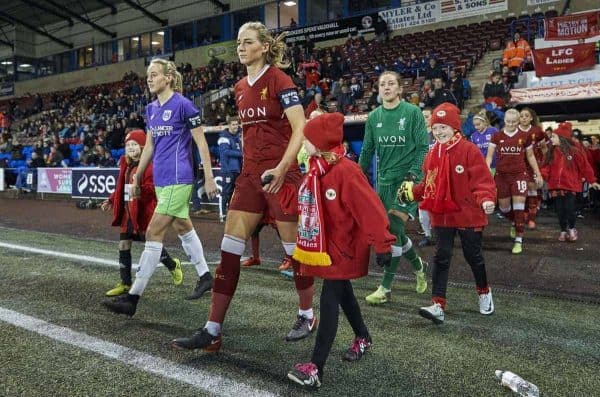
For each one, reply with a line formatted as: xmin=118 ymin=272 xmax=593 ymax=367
xmin=397 ymin=181 xmax=414 ymax=204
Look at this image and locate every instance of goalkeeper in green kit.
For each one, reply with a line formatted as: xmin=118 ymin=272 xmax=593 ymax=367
xmin=359 ymin=71 xmax=429 ymax=305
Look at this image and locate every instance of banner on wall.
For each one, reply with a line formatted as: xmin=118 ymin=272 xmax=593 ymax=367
xmin=0 ymin=82 xmax=14 ymax=97
xmin=71 ymin=168 xmax=120 ymax=199
xmin=527 ymin=0 xmax=558 ymax=5
xmin=284 ymin=14 xmax=376 ymax=45
xmin=544 ymin=11 xmax=600 ymax=41
xmin=438 ymin=0 xmax=507 ymax=21
xmin=378 ymin=3 xmax=439 ymax=31
xmin=37 ymin=168 xmax=72 ymax=194
xmin=532 ymin=42 xmax=597 ymax=77
xmin=510 ymin=82 xmax=600 ymax=104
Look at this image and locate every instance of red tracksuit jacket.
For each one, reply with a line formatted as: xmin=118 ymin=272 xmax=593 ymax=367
xmin=108 ymin=156 xmax=156 ymax=235
xmin=412 ymin=138 xmax=497 ymax=228
xmin=541 ymin=146 xmax=597 ymax=192
xmin=299 ymin=158 xmax=396 ymax=280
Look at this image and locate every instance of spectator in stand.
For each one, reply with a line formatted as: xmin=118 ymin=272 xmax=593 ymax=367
xmin=0 ymin=133 xmax=12 ymax=153
xmin=424 ymin=58 xmax=447 ymax=82
xmin=483 ymin=71 xmax=507 ymax=105
xmin=98 ymin=148 xmax=116 ymax=167
xmin=426 ymin=77 xmax=457 ymax=108
xmin=502 ymin=31 xmax=532 ymax=75
xmin=204 ymin=102 xmax=219 ymax=126
xmin=57 ymin=137 xmax=71 ymax=160
xmin=321 ymin=56 xmax=342 ymax=83
xmin=337 ymin=85 xmax=355 ymax=115
xmin=216 ymin=101 xmax=230 ymax=125
xmin=394 ymin=55 xmax=407 ymax=75
xmin=218 ymin=117 xmax=242 ymax=217
xmin=47 ymin=144 xmax=66 ymax=167
xmin=446 ymin=69 xmax=464 ymax=110
xmin=349 ymin=76 xmax=363 ymax=100
xmin=330 ymin=77 xmax=344 ymax=100
xmin=367 ymin=84 xmax=379 ymax=110
xmin=304 ymin=92 xmax=323 ymax=119
xmin=305 ymin=67 xmax=321 ymax=91
xmin=342 ymin=139 xmax=358 ymax=162
xmin=108 ymin=120 xmax=125 ymax=149
xmin=374 ymin=15 xmax=389 ymax=42
xmin=289 ymin=18 xmax=297 ymax=28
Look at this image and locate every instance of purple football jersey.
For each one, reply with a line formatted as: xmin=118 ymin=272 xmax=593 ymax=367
xmin=145 ymin=93 xmax=202 ymax=187
xmin=471 ymin=126 xmax=498 ymax=168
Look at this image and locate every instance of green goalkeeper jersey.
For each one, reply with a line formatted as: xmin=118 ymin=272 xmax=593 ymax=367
xmin=358 ymin=100 xmax=429 ymax=181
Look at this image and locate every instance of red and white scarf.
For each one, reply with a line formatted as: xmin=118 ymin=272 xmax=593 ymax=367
xmin=420 ymin=133 xmax=462 ymax=214
xmin=293 ymin=145 xmax=345 ymax=266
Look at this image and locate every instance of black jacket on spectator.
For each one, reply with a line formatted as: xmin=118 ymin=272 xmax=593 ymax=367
xmin=426 ymin=88 xmax=458 ymax=108
xmin=483 ymin=82 xmax=507 ymax=100
xmin=425 ymin=65 xmax=447 ymax=82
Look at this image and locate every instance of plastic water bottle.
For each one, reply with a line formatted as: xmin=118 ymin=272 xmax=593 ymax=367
xmin=495 ymin=370 xmax=539 ymax=397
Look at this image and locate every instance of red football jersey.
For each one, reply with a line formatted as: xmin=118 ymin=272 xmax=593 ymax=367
xmin=491 ymin=129 xmax=532 ymax=174
xmin=519 ymin=125 xmax=545 ymax=163
xmin=235 ymin=65 xmax=301 ymax=173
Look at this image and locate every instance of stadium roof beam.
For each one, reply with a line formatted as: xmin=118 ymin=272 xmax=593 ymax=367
xmin=19 ymin=0 xmax=74 ymax=27
xmin=0 ymin=11 xmax=73 ymax=48
xmin=208 ymin=0 xmax=229 ymax=12
xmin=95 ymin=0 xmax=118 ymax=15
xmin=122 ymin=0 xmax=167 ymax=26
xmin=41 ymin=0 xmax=116 ymax=37
xmin=0 ymin=38 xmax=13 ymax=49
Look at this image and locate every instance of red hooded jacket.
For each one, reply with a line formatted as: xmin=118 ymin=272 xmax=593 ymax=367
xmin=108 ymin=156 xmax=156 ymax=234
xmin=412 ymin=138 xmax=497 ymax=228
xmin=299 ymin=158 xmax=396 ymax=280
xmin=541 ymin=146 xmax=597 ymax=192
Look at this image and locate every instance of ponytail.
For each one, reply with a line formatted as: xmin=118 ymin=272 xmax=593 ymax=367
xmin=239 ymin=22 xmax=290 ymax=69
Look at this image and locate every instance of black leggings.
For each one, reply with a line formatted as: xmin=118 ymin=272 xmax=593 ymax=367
xmin=554 ymin=192 xmax=576 ymax=231
xmin=432 ymin=227 xmax=488 ymax=299
xmin=311 ymin=279 xmax=368 ymax=378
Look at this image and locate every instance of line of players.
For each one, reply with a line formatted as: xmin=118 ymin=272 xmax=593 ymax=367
xmin=99 ymin=20 xmax=599 ymax=390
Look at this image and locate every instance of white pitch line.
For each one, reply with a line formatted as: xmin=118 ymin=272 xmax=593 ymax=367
xmin=0 ymin=241 xmax=206 ymax=269
xmin=0 ymin=307 xmax=279 ymax=397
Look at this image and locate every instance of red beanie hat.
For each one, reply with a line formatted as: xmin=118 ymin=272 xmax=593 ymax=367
xmin=125 ymin=129 xmax=146 ymax=147
xmin=430 ymin=103 xmax=462 ymax=132
xmin=553 ymin=122 xmax=572 ymax=139
xmin=304 ymin=112 xmax=344 ymax=151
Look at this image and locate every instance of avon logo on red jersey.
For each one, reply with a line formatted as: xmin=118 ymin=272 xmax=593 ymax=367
xmin=239 ymin=106 xmax=267 ymax=119
xmin=500 ymin=146 xmax=523 ymax=153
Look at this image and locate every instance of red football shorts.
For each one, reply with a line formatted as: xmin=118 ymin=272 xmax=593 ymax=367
xmin=229 ymin=170 xmax=302 ymax=222
xmin=495 ymin=172 xmax=529 ymax=199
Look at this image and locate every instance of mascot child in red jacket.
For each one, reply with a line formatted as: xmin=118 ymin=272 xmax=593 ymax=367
xmin=101 ymin=129 xmax=182 ymax=296
xmin=287 ymin=112 xmax=397 ymax=389
xmin=398 ymin=103 xmax=497 ymax=324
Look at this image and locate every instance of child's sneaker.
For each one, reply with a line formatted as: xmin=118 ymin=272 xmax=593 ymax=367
xmin=558 ymin=231 xmax=567 ymax=242
xmin=343 ymin=336 xmax=372 ymax=362
xmin=478 ymin=288 xmax=494 ymax=315
xmin=509 ymin=225 xmax=516 ymax=239
xmin=568 ymin=228 xmax=578 ymax=242
xmin=511 ymin=242 xmax=522 ymax=254
xmin=419 ymin=302 xmax=445 ymax=324
xmin=287 ymin=362 xmax=321 ymax=389
xmin=105 ymin=282 xmax=130 ymax=297
xmin=414 ymin=258 xmax=428 ymax=294
xmin=365 ymin=285 xmax=391 ymax=305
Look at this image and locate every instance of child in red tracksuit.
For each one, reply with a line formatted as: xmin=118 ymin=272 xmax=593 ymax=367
xmin=541 ymin=122 xmax=600 ymax=242
xmin=287 ymin=112 xmax=396 ymax=389
xmin=398 ymin=103 xmax=497 ymax=324
xmin=101 ymin=130 xmax=182 ymax=296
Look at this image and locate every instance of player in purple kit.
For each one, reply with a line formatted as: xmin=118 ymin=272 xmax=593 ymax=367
xmin=104 ymin=59 xmax=219 ymax=316
xmin=170 ymin=21 xmax=316 ymax=353
xmin=471 ymin=110 xmax=498 ymax=172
